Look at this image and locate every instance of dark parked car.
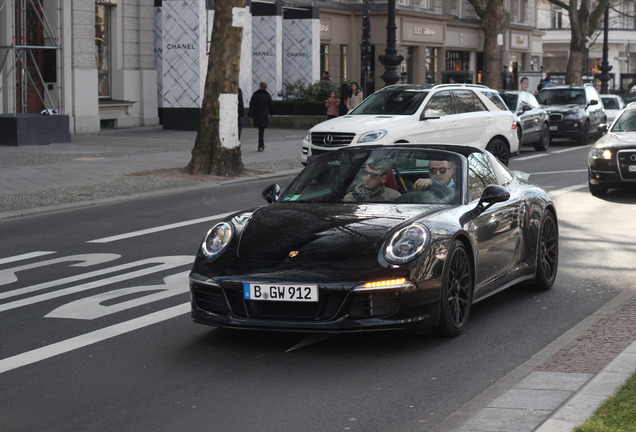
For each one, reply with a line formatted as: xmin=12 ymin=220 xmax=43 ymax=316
xmin=189 ymin=145 xmax=559 ymax=336
xmin=536 ymin=84 xmax=606 ymax=145
xmin=588 ymin=102 xmax=636 ymax=196
xmin=500 ymin=90 xmax=551 ymax=151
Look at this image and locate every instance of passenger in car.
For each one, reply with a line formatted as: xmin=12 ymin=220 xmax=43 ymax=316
xmin=413 ymin=159 xmax=455 ymax=198
xmin=343 ymin=160 xmax=402 ymax=202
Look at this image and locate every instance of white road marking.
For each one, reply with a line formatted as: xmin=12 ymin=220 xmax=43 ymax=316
xmin=0 ymin=251 xmax=55 ymax=265
xmin=548 ymin=183 xmax=588 ymax=197
xmin=0 ymin=253 xmax=120 ymax=287
xmin=514 ymin=153 xmax=547 ymax=161
xmin=0 ymin=303 xmax=190 ymax=374
xmin=552 ymin=145 xmax=592 ymax=154
xmin=88 ymin=212 xmax=234 ymax=243
xmin=0 ymin=256 xmax=192 ymax=311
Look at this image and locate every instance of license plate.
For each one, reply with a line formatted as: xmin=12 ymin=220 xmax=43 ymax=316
xmin=630 ymin=165 xmax=636 ymax=172
xmin=550 ymin=126 xmax=558 ymax=131
xmin=244 ymin=283 xmax=318 ymax=302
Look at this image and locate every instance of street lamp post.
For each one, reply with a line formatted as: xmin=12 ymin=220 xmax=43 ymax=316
xmin=378 ymin=0 xmax=403 ymax=86
xmin=599 ymin=3 xmax=612 ymax=94
xmin=361 ymin=0 xmax=371 ymax=97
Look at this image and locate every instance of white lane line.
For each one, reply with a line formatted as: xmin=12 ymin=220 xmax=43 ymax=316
xmin=552 ymin=146 xmax=592 ymax=154
xmin=514 ymin=153 xmax=548 ymax=161
xmin=548 ymin=183 xmax=588 ymax=198
xmin=529 ymin=169 xmax=588 ymax=176
xmin=0 ymin=251 xmax=55 ymax=265
xmin=0 ymin=303 xmax=190 ymax=374
xmin=88 ymin=212 xmax=234 ymax=243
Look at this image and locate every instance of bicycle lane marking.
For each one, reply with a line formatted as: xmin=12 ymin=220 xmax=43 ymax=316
xmin=0 ymin=303 xmax=190 ymax=374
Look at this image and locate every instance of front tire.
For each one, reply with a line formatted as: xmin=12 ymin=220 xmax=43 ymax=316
xmin=588 ymin=180 xmax=608 ymax=197
xmin=534 ymin=122 xmax=551 ymax=151
xmin=534 ymin=210 xmax=558 ymax=291
xmin=437 ymin=240 xmax=473 ymax=336
xmin=486 ymin=139 xmax=510 ymax=166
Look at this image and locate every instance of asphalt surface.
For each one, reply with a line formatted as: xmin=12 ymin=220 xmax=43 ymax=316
xmin=1 ymin=125 xmax=635 ymax=432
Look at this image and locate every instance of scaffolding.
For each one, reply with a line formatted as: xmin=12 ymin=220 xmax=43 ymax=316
xmin=0 ymin=0 xmax=64 ymax=115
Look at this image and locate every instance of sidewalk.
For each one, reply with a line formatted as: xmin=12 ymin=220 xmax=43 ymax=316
xmin=1 ymin=126 xmax=635 ymax=431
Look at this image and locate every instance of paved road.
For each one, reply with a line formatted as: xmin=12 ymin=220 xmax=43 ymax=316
xmin=1 ymin=128 xmax=635 ymax=431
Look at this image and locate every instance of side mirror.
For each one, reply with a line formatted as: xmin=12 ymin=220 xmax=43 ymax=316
xmin=521 ymin=105 xmax=532 ymax=112
xmin=589 ymin=99 xmax=598 ymax=106
xmin=476 ymin=184 xmax=510 ymax=212
xmin=599 ymin=123 xmax=609 ymax=133
xmin=421 ymin=109 xmax=440 ymax=120
xmin=262 ymin=184 xmax=281 ymax=203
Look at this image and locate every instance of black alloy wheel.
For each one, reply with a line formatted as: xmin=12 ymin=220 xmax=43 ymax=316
xmin=534 ymin=211 xmax=558 ymax=291
xmin=437 ymin=240 xmax=473 ymax=336
xmin=534 ymin=122 xmax=551 ymax=151
xmin=486 ymin=139 xmax=510 ymax=166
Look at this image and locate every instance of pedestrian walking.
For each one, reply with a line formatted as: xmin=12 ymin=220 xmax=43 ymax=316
xmin=325 ymin=91 xmax=339 ymax=119
xmin=339 ymin=82 xmax=350 ymax=116
xmin=248 ymin=82 xmax=274 ymax=152
xmin=347 ymin=82 xmax=363 ymax=111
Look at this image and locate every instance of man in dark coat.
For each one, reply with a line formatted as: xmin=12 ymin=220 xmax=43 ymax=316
xmin=249 ymin=82 xmax=274 ymax=151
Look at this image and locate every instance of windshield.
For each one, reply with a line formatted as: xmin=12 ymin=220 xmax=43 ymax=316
xmin=536 ymin=88 xmax=586 ymax=105
xmin=350 ymin=89 xmax=429 ymax=115
xmin=280 ymin=148 xmax=463 ymax=205
xmin=610 ymin=110 xmax=636 ymax=132
xmin=499 ymin=93 xmax=518 ymax=111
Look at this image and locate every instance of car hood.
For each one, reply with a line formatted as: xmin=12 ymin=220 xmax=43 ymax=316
xmin=593 ymin=131 xmax=636 ymax=149
xmin=541 ymin=104 xmax=583 ymax=114
xmin=236 ymin=202 xmax=441 ymax=262
xmin=310 ymin=114 xmax=414 ymax=133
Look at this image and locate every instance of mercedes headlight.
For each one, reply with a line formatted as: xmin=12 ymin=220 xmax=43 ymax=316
xmin=201 ymin=222 xmax=233 ymax=259
xmin=384 ymin=224 xmax=430 ymax=265
xmin=358 ymin=130 xmax=388 ymax=143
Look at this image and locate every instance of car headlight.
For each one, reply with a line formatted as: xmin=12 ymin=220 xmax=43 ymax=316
xmin=564 ymin=111 xmax=584 ymax=120
xmin=201 ymin=222 xmax=233 ymax=259
xmin=384 ymin=223 xmax=430 ymax=264
xmin=358 ymin=129 xmax=388 ymax=143
xmin=590 ymin=148 xmax=613 ymax=160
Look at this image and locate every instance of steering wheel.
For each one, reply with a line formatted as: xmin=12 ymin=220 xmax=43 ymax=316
xmin=426 ymin=181 xmax=450 ymax=200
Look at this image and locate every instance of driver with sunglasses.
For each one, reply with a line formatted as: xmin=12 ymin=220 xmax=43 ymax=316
xmin=344 ymin=160 xmax=401 ymax=202
xmin=413 ymin=159 xmax=455 ymax=197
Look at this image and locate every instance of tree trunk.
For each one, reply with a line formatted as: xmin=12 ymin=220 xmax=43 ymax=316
xmin=546 ymin=0 xmax=610 ymax=85
xmin=187 ymin=0 xmax=247 ymax=176
xmin=465 ymin=0 xmax=508 ymax=89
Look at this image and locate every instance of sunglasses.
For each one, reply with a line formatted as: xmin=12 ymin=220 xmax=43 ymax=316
xmin=363 ymin=170 xmax=382 ymax=179
xmin=429 ymin=167 xmax=449 ymax=174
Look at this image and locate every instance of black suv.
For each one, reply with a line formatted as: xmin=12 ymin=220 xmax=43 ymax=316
xmin=536 ymin=84 xmax=606 ymax=145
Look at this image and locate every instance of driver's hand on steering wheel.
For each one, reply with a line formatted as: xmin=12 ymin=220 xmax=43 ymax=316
xmin=413 ymin=178 xmax=433 ymax=190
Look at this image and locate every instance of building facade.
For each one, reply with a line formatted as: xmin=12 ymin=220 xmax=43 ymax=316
xmin=537 ymin=0 xmax=636 ymax=92
xmin=1 ymin=0 xmax=546 ymax=136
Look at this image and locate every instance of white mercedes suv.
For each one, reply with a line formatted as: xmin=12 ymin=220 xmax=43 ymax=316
xmin=301 ymin=83 xmax=519 ymax=165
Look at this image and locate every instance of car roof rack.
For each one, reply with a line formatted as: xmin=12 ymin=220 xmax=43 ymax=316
xmin=433 ymin=83 xmax=491 ymax=89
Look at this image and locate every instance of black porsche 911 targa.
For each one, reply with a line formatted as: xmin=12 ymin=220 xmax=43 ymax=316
xmin=189 ymin=144 xmax=558 ymax=336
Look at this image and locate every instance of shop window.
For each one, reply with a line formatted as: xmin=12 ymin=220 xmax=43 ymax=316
xmin=446 ymin=50 xmax=469 ymax=72
xmin=95 ymin=3 xmax=112 ymax=98
xmin=320 ymin=44 xmax=329 ymax=77
xmin=340 ymin=45 xmax=347 ymax=81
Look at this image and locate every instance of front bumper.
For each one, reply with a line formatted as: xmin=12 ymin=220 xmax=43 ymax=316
xmin=588 ymin=148 xmax=636 ymax=187
xmin=189 ymin=272 xmax=441 ymax=333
